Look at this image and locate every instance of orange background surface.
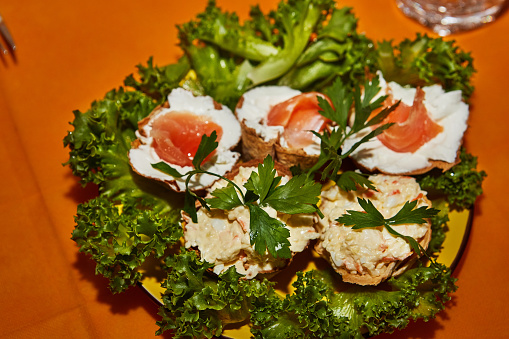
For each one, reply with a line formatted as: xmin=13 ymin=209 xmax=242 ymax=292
xmin=1 ymin=0 xmax=508 ymax=338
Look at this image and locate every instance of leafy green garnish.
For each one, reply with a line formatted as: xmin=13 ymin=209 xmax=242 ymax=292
xmin=376 ymin=33 xmax=475 ymax=100
xmin=176 ymin=0 xmax=376 ymax=109
xmin=249 ymin=264 xmax=457 ymax=338
xmin=306 ymin=76 xmax=396 ymax=184
xmin=417 ymin=148 xmax=486 ymax=210
xmin=157 ymin=250 xmax=275 ymax=337
xmin=248 ymin=204 xmax=292 ymax=259
xmin=152 ymin=135 xmax=322 ymax=259
xmin=337 ymin=198 xmax=439 ymax=255
xmin=335 ymin=171 xmax=377 ymax=192
xmin=71 ymin=195 xmax=182 ymax=293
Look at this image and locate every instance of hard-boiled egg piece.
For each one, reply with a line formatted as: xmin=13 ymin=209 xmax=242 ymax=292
xmin=236 ymin=86 xmax=330 ymax=169
xmin=343 ymin=74 xmax=469 ymax=175
xmin=129 ymin=88 xmax=241 ymax=192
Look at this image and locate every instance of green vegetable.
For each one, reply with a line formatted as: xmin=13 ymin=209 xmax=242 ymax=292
xmin=426 ymin=199 xmax=450 ymax=257
xmin=277 ymin=6 xmax=377 ymax=91
xmin=156 ymin=251 xmax=456 ymax=339
xmin=417 ymin=148 xmax=487 ymax=210
xmin=337 ymin=198 xmax=439 ymax=256
xmin=71 ymin=195 xmax=183 ymax=293
xmin=153 ymin=144 xmax=322 ymax=259
xmin=253 ymin=264 xmax=456 ymax=338
xmin=64 ymin=87 xmax=185 ymax=291
xmin=156 ymin=250 xmax=275 ymax=338
xmin=376 ymin=33 xmax=475 ymax=100
xmin=63 ymin=86 xmax=184 ymax=211
xmin=305 ymin=76 xmax=396 ymax=184
xmin=245 ymin=0 xmax=336 ymax=85
xmin=124 ymin=56 xmax=191 ymax=101
xmin=176 ymin=0 xmax=375 ymax=109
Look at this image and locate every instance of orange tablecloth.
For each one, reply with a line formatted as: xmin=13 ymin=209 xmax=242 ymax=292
xmin=1 ymin=0 xmax=507 ymax=338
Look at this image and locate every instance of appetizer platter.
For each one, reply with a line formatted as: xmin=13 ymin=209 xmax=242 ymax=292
xmin=64 ymin=0 xmax=486 ymax=337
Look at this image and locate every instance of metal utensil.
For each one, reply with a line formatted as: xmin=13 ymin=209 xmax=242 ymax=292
xmin=0 ymin=13 xmax=15 ymax=55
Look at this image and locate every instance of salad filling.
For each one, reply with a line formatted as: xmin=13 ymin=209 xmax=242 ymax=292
xmin=182 ymin=165 xmax=319 ymax=279
xmin=316 ymin=175 xmax=432 ymax=285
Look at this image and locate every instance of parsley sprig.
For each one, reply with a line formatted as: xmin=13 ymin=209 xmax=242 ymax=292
xmin=337 ymin=198 xmax=439 ymax=255
xmin=305 ymin=76 xmax=398 ymax=191
xmin=152 ymin=133 xmax=322 ymax=259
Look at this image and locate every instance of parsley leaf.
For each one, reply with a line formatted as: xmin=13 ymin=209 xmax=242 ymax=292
xmin=337 ymin=198 xmax=439 ymax=255
xmin=244 ymin=156 xmax=281 ymax=202
xmin=307 ymin=77 xmax=395 ymax=183
xmin=338 ymin=198 xmax=385 ymax=229
xmin=336 ymin=171 xmax=376 ymax=192
xmin=248 ymin=204 xmax=292 ymax=259
xmin=264 ymin=174 xmax=322 ymax=214
xmin=183 ymin=190 xmax=200 ymax=223
xmin=151 ymin=161 xmax=185 ymax=178
xmin=193 ymin=130 xmax=219 ymax=169
xmin=206 ymin=183 xmax=243 ymax=210
xmin=387 ymin=200 xmax=439 ymax=225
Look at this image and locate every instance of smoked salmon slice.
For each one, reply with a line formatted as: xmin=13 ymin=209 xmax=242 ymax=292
xmin=266 ymin=92 xmax=331 ymax=149
xmin=151 ymin=112 xmax=223 ymax=167
xmin=377 ymin=87 xmax=443 ymax=153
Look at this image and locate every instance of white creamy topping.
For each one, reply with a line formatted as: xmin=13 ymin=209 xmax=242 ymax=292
xmin=317 ymin=175 xmax=430 ymax=277
xmin=342 ymin=73 xmax=469 ymax=174
xmin=128 ymin=88 xmax=241 ymax=191
xmin=183 ymin=166 xmax=319 ymax=279
xmin=236 ymin=86 xmax=300 ymax=142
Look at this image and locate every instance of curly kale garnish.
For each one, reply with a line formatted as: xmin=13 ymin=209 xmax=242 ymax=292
xmin=124 ymin=56 xmax=191 ymax=101
xmin=175 ymin=0 xmax=375 ymax=109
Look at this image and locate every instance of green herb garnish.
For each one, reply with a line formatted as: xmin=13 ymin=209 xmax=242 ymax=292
xmin=152 ymin=134 xmax=322 ymax=259
xmin=306 ymin=76 xmax=397 ymax=187
xmin=337 ymin=198 xmax=439 ymax=255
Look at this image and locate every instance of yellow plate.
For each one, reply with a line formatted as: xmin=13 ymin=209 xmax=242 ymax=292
xmin=139 ymin=208 xmax=472 ymax=338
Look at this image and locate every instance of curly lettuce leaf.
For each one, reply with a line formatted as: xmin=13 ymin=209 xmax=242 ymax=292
xmin=417 ymin=148 xmax=486 ymax=210
xmin=278 ymin=6 xmax=376 ymax=91
xmin=124 ymin=56 xmax=191 ymax=101
xmin=71 ymin=195 xmax=183 ymax=293
xmin=251 ymin=264 xmax=457 ymax=338
xmin=156 ymin=250 xmax=275 ymax=338
xmin=63 ymin=86 xmax=184 ymax=213
xmin=376 ymin=33 xmax=475 ymax=100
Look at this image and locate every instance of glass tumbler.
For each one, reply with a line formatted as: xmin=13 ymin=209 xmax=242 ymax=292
xmin=396 ymin=0 xmax=507 ymax=36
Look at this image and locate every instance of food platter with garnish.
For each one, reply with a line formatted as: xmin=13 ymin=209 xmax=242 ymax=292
xmin=64 ymin=1 xmax=486 ymax=337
